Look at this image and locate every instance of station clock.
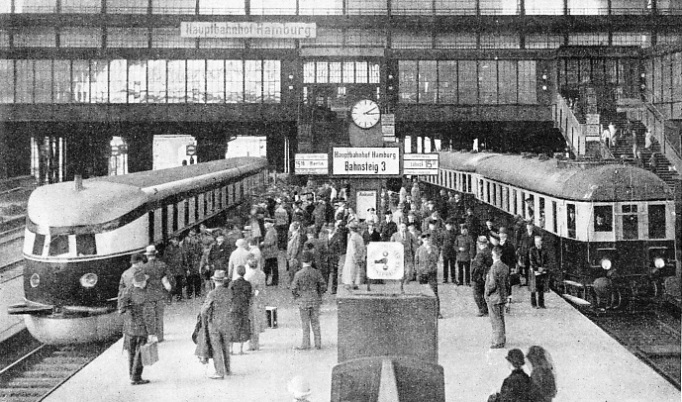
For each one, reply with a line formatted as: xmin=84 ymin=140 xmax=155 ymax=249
xmin=351 ymin=99 xmax=381 ymax=129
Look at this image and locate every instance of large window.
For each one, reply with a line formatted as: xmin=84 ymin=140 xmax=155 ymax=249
xmin=418 ymin=61 xmax=437 ymax=104
xmin=244 ymin=60 xmax=263 ymax=103
xmin=251 ymin=0 xmax=296 ymax=14
xmin=15 ymin=0 xmax=56 ymax=13
xmin=128 ymin=60 xmax=147 ymax=103
xmin=187 ymin=59 xmax=206 ymax=103
xmin=263 ymin=60 xmax=281 ymax=103
xmin=458 ymin=61 xmax=477 ymax=104
xmin=62 ymin=0 xmax=101 ymax=13
xmin=199 ymin=0 xmax=245 ymax=14
xmin=648 ymin=205 xmax=666 ymax=239
xmin=167 ymin=60 xmax=186 ymax=103
xmin=109 ymin=59 xmax=127 ymax=103
xmin=0 ymin=60 xmax=13 ymax=103
xmin=90 ymin=60 xmax=108 ymax=103
xmin=148 ymin=60 xmax=167 ymax=102
xmin=206 ymin=60 xmax=225 ymax=103
xmin=225 ymin=60 xmax=244 ymax=103
xmin=152 ymin=0 xmax=195 ymax=14
xmin=399 ymin=61 xmax=417 ymax=103
xmin=621 ymin=205 xmax=638 ymax=240
xmin=60 ymin=27 xmax=101 ymax=47
xmin=15 ymin=60 xmax=34 ymax=103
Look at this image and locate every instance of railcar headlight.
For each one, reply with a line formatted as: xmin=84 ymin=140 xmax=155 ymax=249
xmin=653 ymin=258 xmax=665 ymax=269
xmin=80 ymin=273 xmax=98 ymax=288
xmin=30 ymin=273 xmax=40 ymax=288
xmin=601 ymin=259 xmax=612 ymax=270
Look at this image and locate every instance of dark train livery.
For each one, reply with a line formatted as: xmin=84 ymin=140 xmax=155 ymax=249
xmin=9 ymin=157 xmax=268 ymax=344
xmin=421 ymin=151 xmax=677 ymax=309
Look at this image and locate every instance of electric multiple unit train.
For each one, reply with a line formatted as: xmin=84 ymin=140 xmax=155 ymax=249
xmin=421 ymin=151 xmax=677 ymax=309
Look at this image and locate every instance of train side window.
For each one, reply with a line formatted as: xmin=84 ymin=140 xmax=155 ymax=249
xmin=525 ymin=194 xmax=534 ymax=221
xmin=567 ymin=204 xmax=576 ymax=238
xmin=552 ymin=201 xmax=557 ymax=233
xmin=648 ymin=205 xmax=666 ymax=239
xmin=184 ymin=199 xmax=190 ymax=226
xmin=486 ymin=182 xmax=490 ymax=203
xmin=539 ymin=198 xmax=546 ymax=228
xmin=467 ymin=175 xmax=471 ymax=193
xmin=194 ymin=196 xmax=199 ymax=220
xmin=76 ymin=234 xmax=97 ymax=256
xmin=172 ymin=204 xmax=178 ymax=232
xmin=621 ymin=205 xmax=638 ymax=239
xmin=512 ymin=190 xmax=518 ymax=215
xmin=48 ymin=235 xmax=69 ymax=256
xmin=33 ymin=234 xmax=46 ymax=255
xmin=203 ymin=193 xmax=208 ymax=216
xmin=594 ymin=206 xmax=613 ymax=232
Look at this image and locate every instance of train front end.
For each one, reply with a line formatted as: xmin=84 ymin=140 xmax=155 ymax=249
xmin=8 ymin=179 xmax=148 ymax=344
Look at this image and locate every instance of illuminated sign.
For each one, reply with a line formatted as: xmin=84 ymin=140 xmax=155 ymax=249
xmin=294 ymin=153 xmax=328 ymax=175
xmin=180 ymin=22 xmax=317 ymax=39
xmin=332 ymin=147 xmax=400 ymax=176
xmin=403 ymin=154 xmax=439 ymax=175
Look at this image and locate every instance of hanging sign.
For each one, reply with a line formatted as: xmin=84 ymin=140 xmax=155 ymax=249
xmin=181 ymin=22 xmax=316 ymax=39
xmin=403 ymin=153 xmax=439 ymax=175
xmin=332 ymin=147 xmax=400 ymax=176
xmin=295 ymin=153 xmax=328 ymax=175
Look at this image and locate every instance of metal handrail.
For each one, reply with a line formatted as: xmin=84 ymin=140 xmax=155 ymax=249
xmin=553 ymin=93 xmax=588 ymax=156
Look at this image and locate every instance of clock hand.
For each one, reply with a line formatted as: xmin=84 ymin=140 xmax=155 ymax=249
xmin=364 ymin=107 xmax=378 ymax=115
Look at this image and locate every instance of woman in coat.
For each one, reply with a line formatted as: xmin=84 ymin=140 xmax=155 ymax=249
xmin=527 ymin=346 xmax=557 ymax=402
xmin=244 ymin=257 xmax=266 ymax=351
xmin=228 ymin=265 xmax=252 ymax=354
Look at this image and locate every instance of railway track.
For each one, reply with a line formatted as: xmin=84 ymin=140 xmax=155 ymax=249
xmin=588 ymin=307 xmax=681 ymax=389
xmin=0 ymin=340 xmax=115 ymax=402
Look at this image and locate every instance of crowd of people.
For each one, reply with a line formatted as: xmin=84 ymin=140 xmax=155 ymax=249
xmin=115 ymin=176 xmax=557 ymax=400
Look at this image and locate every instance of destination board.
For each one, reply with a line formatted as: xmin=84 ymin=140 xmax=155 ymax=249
xmin=294 ymin=153 xmax=328 ymax=175
xmin=332 ymin=147 xmax=400 ymax=176
xmin=403 ymin=153 xmax=439 ymax=175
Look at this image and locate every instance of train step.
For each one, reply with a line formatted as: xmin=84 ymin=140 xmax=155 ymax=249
xmin=32 ymin=362 xmax=84 ymax=371
xmin=5 ymin=377 xmax=60 ymax=387
xmin=562 ymin=294 xmax=591 ymax=306
xmin=21 ymin=370 xmax=70 ymax=378
xmin=41 ymin=356 xmax=90 ymax=365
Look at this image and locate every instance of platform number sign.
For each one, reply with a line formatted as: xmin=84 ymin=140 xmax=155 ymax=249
xmin=186 ymin=144 xmax=197 ymax=156
xmin=110 ymin=145 xmax=120 ymax=157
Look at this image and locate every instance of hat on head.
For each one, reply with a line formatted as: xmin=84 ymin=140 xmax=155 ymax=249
xmin=211 ymin=270 xmax=228 ymax=282
xmin=144 ymin=245 xmax=157 ymax=255
xmin=132 ymin=271 xmax=149 ymax=286
xmin=367 ymin=207 xmax=375 ymax=212
xmin=301 ymin=251 xmax=314 ymax=265
xmin=477 ymin=235 xmax=489 ymax=244
xmin=506 ymin=349 xmax=525 ymax=368
xmin=420 ymin=233 xmax=431 ymax=239
xmin=130 ymin=253 xmax=145 ymax=264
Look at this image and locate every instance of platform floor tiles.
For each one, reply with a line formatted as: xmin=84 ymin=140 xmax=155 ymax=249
xmin=45 ymin=284 xmax=680 ymax=402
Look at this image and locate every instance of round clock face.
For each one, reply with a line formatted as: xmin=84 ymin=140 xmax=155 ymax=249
xmin=351 ymin=99 xmax=381 ymax=129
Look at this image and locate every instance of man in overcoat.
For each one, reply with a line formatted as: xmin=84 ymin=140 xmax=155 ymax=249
xmin=200 ymin=270 xmax=233 ymax=379
xmin=485 ymin=246 xmax=510 ymax=348
xmin=390 ymin=222 xmax=419 ymax=283
xmin=141 ymin=245 xmax=173 ymax=342
xmin=291 ymin=252 xmax=327 ymax=350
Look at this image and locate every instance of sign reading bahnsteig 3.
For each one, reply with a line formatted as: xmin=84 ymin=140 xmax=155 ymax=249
xmin=181 ymin=22 xmax=316 ymax=39
xmin=332 ymin=147 xmax=400 ymax=176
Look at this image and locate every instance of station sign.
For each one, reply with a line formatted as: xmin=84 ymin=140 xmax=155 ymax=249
xmin=295 ymin=153 xmax=328 ymax=175
xmin=186 ymin=144 xmax=197 ymax=156
xmin=332 ymin=147 xmax=400 ymax=176
xmin=181 ymin=22 xmax=316 ymax=39
xmin=366 ymin=242 xmax=404 ymax=280
xmin=403 ymin=153 xmax=439 ymax=175
xmin=584 ymin=124 xmax=601 ymax=137
xmin=382 ymin=114 xmax=395 ymax=138
xmin=585 ymin=113 xmax=600 ymax=125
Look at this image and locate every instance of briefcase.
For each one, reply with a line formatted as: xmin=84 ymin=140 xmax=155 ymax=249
xmin=266 ymin=306 xmax=278 ymax=328
xmin=141 ymin=341 xmax=159 ymax=366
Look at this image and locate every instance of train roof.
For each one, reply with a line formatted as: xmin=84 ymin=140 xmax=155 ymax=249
xmin=440 ymin=151 xmax=672 ymax=202
xmin=28 ymin=157 xmax=267 ymax=229
xmin=439 ymin=152 xmax=498 ymax=172
xmin=91 ymin=157 xmax=267 ymax=189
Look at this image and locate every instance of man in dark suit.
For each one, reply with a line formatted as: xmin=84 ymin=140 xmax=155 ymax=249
xmin=440 ymin=219 xmax=458 ymax=284
xmin=118 ymin=270 xmax=157 ymax=385
xmin=200 ymin=270 xmax=233 ymax=379
xmin=485 ymin=246 xmax=510 ymax=349
xmin=292 ymin=251 xmax=327 ymax=350
xmin=379 ymin=211 xmax=398 ymax=241
xmin=529 ymin=235 xmax=551 ymax=309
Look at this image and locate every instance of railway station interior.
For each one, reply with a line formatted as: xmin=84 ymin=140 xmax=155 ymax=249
xmin=0 ymin=0 xmax=681 ymax=401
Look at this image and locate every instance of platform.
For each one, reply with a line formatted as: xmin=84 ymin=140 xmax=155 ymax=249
xmin=45 ymin=283 xmax=680 ymax=401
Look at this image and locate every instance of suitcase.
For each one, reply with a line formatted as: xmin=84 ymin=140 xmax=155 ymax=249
xmin=266 ymin=306 xmax=278 ymax=328
xmin=141 ymin=341 xmax=159 ymax=366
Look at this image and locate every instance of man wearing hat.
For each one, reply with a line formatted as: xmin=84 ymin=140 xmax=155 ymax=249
xmin=441 ymin=219 xmax=458 ymax=284
xmin=313 ymin=199 xmax=327 ymax=236
xmin=141 ymin=245 xmax=173 ymax=342
xmin=274 ymin=201 xmax=290 ymax=251
xmin=342 ymin=221 xmax=366 ymax=289
xmin=366 ymin=207 xmax=379 ymax=225
xmin=415 ymin=233 xmax=442 ymax=319
xmin=471 ymin=236 xmax=493 ymax=316
xmin=262 ymin=218 xmax=279 ymax=286
xmin=208 ymin=235 xmax=231 ymax=290
xmin=164 ymin=236 xmax=186 ymax=302
xmin=455 ymin=224 xmax=476 ymax=286
xmin=485 ymin=246 xmax=510 ymax=348
xmin=200 ymin=270 xmax=233 ymax=379
xmin=379 ymin=211 xmax=398 ymax=242
xmin=118 ymin=270 xmax=157 ymax=385
xmin=119 ymin=253 xmax=146 ymax=298
xmin=516 ymin=221 xmax=538 ymax=286
xmin=327 ymin=220 xmax=348 ymax=294
xmin=391 ymin=222 xmax=418 ymax=283
xmin=291 ymin=251 xmax=327 ymax=350
xmin=495 ymin=349 xmax=533 ymax=401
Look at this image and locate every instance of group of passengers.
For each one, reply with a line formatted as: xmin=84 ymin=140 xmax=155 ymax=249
xmin=115 ymin=175 xmax=557 ymax=400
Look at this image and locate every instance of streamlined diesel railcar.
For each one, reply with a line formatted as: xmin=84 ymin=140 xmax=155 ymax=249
xmin=9 ymin=157 xmax=268 ymax=344
xmin=421 ymin=151 xmax=677 ymax=309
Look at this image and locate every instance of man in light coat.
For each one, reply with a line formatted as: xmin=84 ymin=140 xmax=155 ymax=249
xmin=390 ymin=222 xmax=418 ymax=283
xmin=485 ymin=246 xmax=510 ymax=348
xmin=141 ymin=245 xmax=173 ymax=342
xmin=342 ymin=222 xmax=366 ymax=289
xmin=228 ymin=238 xmax=251 ymax=281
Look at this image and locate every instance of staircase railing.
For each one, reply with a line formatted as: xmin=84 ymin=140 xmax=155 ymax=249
xmin=553 ymin=94 xmax=586 ymax=156
xmin=631 ymin=90 xmax=682 ymax=174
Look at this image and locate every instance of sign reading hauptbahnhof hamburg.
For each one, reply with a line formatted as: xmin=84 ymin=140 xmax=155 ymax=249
xmin=181 ymin=22 xmax=316 ymax=39
xmin=332 ymin=147 xmax=400 ymax=176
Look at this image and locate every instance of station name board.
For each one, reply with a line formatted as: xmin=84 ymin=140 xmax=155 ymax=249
xmin=180 ymin=22 xmax=317 ymax=39
xmin=332 ymin=147 xmax=400 ymax=176
xmin=295 ymin=153 xmax=328 ymax=175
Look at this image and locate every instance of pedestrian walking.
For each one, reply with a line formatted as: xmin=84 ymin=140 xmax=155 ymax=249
xmin=262 ymin=219 xmax=279 ymax=286
xmin=485 ymin=246 xmax=510 ymax=349
xmin=528 ymin=346 xmax=558 ymax=402
xmin=291 ymin=251 xmax=326 ymax=350
xmin=471 ymin=236 xmax=493 ymax=317
xmin=391 ymin=222 xmax=418 ymax=283
xmin=342 ymin=222 xmax=366 ymax=289
xmin=118 ymin=271 xmax=157 ymax=385
xmin=415 ymin=234 xmax=442 ymax=319
xmin=455 ymin=224 xmax=476 ymax=286
xmin=529 ymin=235 xmax=551 ymax=309
xmin=141 ymin=245 xmax=173 ymax=342
xmin=200 ymin=270 xmax=233 ymax=379
xmin=228 ymin=265 xmax=252 ymax=354
xmin=164 ymin=236 xmax=186 ymax=302
xmin=244 ymin=256 xmax=266 ymax=351
xmin=489 ymin=349 xmax=533 ymax=402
